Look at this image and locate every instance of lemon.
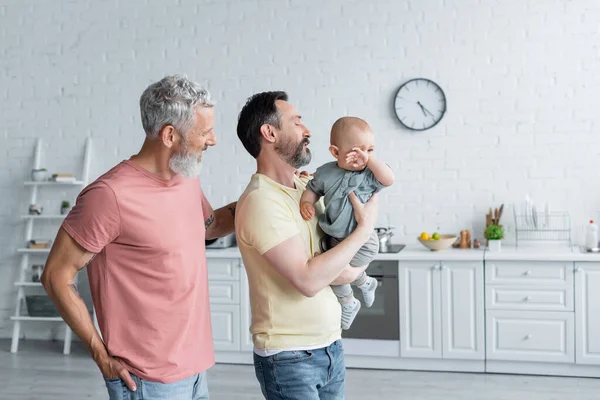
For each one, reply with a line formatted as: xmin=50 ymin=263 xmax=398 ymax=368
xmin=420 ymin=232 xmax=431 ymax=240
xmin=432 ymin=232 xmax=441 ymax=240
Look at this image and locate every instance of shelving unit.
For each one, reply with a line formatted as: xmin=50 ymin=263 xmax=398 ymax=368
xmin=10 ymin=137 xmax=92 ymax=355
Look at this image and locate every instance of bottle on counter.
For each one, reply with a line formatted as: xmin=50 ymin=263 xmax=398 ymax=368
xmin=585 ymin=220 xmax=599 ymax=250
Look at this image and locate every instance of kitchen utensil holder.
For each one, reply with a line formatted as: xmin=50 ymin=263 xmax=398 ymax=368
xmin=513 ymin=211 xmax=571 ymax=246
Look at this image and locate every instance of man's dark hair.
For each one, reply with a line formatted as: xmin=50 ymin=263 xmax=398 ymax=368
xmin=237 ymin=91 xmax=288 ymax=158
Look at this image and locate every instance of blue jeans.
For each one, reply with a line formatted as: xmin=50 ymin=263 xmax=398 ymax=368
xmin=104 ymin=371 xmax=209 ymax=400
xmin=253 ymin=340 xmax=345 ymax=400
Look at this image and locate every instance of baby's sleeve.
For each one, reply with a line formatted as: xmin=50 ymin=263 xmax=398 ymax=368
xmin=305 ymin=169 xmax=326 ymax=196
xmin=365 ymin=167 xmax=387 ymax=194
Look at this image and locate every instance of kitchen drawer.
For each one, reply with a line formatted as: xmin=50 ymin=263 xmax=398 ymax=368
xmin=485 ymin=261 xmax=572 ymax=287
xmin=486 ymin=286 xmax=573 ymax=311
xmin=486 ymin=310 xmax=574 ymax=363
xmin=207 ymin=258 xmax=240 ymax=281
xmin=209 ymin=281 xmax=240 ymax=304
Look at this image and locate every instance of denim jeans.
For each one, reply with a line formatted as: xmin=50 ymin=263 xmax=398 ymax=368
xmin=104 ymin=371 xmax=209 ymax=400
xmin=253 ymin=340 xmax=345 ymax=400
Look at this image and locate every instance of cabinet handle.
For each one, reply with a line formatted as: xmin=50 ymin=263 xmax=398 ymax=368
xmin=440 ymin=264 xmax=447 ymax=270
xmin=524 ymin=334 xmax=532 ymax=340
xmin=524 ymin=296 xmax=531 ymax=302
xmin=524 ymin=270 xmax=532 ymax=276
xmin=576 ymin=267 xmax=583 ymax=273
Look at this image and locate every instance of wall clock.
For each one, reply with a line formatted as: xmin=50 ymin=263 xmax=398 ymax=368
xmin=393 ymin=78 xmax=446 ymax=131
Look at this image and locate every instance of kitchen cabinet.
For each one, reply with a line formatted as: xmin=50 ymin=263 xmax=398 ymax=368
xmin=210 ymin=304 xmax=241 ymax=351
xmin=441 ymin=261 xmax=485 ymax=360
xmin=208 ymin=257 xmax=245 ymax=352
xmin=484 ymin=260 xmax=575 ymax=364
xmin=240 ymin=266 xmax=254 ymax=352
xmin=205 ymin=246 xmax=600 ymax=378
xmin=399 ymin=260 xmax=484 ymax=360
xmin=575 ymin=262 xmax=600 ymax=365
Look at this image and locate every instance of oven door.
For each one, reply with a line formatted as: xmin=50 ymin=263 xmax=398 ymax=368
xmin=342 ymin=261 xmax=399 ymax=341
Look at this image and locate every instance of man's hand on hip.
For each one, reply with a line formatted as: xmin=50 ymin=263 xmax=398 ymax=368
xmin=98 ymin=355 xmax=137 ymax=391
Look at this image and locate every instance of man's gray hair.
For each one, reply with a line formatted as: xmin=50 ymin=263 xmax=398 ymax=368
xmin=140 ymin=74 xmax=214 ymax=139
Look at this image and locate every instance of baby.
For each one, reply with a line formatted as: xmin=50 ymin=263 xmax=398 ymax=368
xmin=300 ymin=116 xmax=395 ymax=329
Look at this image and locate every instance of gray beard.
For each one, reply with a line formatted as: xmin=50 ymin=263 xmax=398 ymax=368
xmin=276 ymin=138 xmax=312 ymax=169
xmin=169 ymin=149 xmax=203 ymax=178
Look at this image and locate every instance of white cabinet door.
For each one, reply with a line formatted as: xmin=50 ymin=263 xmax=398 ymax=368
xmin=575 ymin=263 xmax=600 ymax=365
xmin=486 ymin=310 xmax=574 ymax=363
xmin=441 ymin=261 xmax=484 ymax=360
xmin=207 ymin=258 xmax=241 ymax=281
xmin=399 ymin=262 xmax=442 ymax=358
xmin=211 ymin=304 xmax=241 ymax=352
xmin=240 ymin=266 xmax=254 ymax=352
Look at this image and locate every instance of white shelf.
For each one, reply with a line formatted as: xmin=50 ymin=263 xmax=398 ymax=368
xmin=24 ymin=181 xmax=84 ymax=186
xmin=10 ymin=316 xmax=62 ymax=322
xmin=21 ymin=215 xmax=65 ymax=220
xmin=17 ymin=248 xmax=51 ymax=254
xmin=12 ymin=137 xmax=91 ymax=355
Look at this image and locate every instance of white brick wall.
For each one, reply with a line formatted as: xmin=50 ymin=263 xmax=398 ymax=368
xmin=2 ymin=0 xmax=600 ymax=339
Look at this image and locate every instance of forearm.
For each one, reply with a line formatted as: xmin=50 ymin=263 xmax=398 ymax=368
xmin=330 ymin=264 xmax=368 ymax=285
xmin=206 ymin=202 xmax=236 ymax=240
xmin=302 ymin=227 xmax=372 ymax=295
xmin=300 ymin=188 xmax=319 ymax=206
xmin=367 ymin=157 xmax=395 ymax=186
xmin=42 ymin=273 xmax=108 ymax=363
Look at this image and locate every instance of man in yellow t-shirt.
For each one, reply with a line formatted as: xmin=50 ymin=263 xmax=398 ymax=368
xmin=235 ymin=91 xmax=379 ymax=400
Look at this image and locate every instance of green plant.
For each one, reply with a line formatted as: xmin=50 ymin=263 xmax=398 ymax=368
xmin=61 ymin=201 xmax=70 ymax=208
xmin=484 ymin=224 xmax=504 ymax=240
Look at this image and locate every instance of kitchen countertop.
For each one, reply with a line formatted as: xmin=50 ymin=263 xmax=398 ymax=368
xmin=206 ymin=243 xmax=600 ymax=262
xmin=206 ymin=244 xmax=485 ymax=261
xmin=484 ymin=244 xmax=600 ymax=262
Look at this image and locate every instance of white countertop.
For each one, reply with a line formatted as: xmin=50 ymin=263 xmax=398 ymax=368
xmin=206 ymin=243 xmax=485 ymax=261
xmin=206 ymin=243 xmax=600 ymax=263
xmin=484 ymin=244 xmax=600 ymax=262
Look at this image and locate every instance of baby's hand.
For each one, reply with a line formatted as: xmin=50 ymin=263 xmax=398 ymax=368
xmin=346 ymin=148 xmax=369 ymax=168
xmin=300 ymin=202 xmax=315 ymax=221
xmin=295 ymin=170 xmax=312 ymax=178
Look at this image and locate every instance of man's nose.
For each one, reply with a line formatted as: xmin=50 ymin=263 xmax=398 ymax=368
xmin=303 ymin=127 xmax=311 ymax=138
xmin=207 ymin=131 xmax=217 ymax=146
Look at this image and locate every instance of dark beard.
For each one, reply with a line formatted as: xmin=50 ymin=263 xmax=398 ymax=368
xmin=276 ymin=137 xmax=312 ymax=169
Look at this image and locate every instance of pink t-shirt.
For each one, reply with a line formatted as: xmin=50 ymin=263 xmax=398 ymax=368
xmin=62 ymin=160 xmax=214 ymax=383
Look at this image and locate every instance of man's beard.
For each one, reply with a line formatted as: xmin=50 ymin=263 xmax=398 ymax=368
xmin=276 ymin=137 xmax=312 ymax=169
xmin=169 ymin=141 xmax=204 ymax=178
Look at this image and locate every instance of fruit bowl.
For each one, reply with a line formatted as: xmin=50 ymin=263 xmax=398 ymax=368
xmin=417 ymin=234 xmax=457 ymax=252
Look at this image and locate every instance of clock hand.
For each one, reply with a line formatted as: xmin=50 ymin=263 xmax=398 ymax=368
xmin=419 ymin=102 xmax=436 ymax=118
xmin=417 ymin=101 xmax=427 ymax=117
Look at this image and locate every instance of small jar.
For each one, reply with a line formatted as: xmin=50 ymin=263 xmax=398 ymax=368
xmin=32 ymin=265 xmax=43 ymax=282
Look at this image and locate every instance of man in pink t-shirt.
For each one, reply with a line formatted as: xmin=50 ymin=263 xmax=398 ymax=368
xmin=41 ymin=75 xmax=236 ymax=399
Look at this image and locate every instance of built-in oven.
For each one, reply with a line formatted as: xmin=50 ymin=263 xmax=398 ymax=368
xmin=342 ymin=261 xmax=400 ymax=356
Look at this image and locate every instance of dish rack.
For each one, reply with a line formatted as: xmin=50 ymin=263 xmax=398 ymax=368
xmin=513 ymin=210 xmax=571 ymax=246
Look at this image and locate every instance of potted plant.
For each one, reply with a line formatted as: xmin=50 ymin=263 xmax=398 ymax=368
xmin=60 ymin=201 xmax=71 ymax=215
xmin=485 ymin=224 xmax=504 ymax=252
xmin=31 ymin=168 xmax=48 ymax=182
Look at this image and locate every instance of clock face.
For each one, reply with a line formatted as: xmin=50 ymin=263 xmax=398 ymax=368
xmin=394 ymin=78 xmax=446 ymax=131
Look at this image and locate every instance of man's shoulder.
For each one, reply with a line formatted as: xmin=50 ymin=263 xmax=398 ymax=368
xmin=239 ymin=182 xmax=288 ymax=213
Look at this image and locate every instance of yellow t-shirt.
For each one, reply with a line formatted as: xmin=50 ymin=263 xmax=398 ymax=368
xmin=236 ymin=173 xmax=342 ymax=350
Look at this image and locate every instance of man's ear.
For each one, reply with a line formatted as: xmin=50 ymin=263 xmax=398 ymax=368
xmin=329 ymin=145 xmax=340 ymax=160
xmin=160 ymin=125 xmax=177 ymax=148
xmin=259 ymin=124 xmax=276 ymax=144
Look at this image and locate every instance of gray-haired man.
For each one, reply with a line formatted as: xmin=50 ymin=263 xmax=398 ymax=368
xmin=41 ymin=75 xmax=236 ymax=399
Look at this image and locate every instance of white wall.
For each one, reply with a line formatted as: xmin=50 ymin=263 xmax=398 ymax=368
xmin=2 ymin=0 xmax=600 ymax=339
